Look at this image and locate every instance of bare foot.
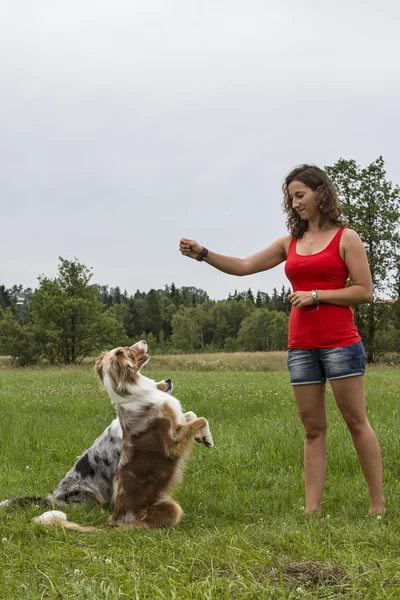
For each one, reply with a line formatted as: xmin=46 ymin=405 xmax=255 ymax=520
xmin=304 ymin=508 xmax=322 ymax=517
xmin=368 ymin=505 xmax=386 ymax=516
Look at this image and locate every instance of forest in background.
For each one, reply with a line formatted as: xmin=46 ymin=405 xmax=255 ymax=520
xmin=0 ymin=266 xmax=398 ymax=366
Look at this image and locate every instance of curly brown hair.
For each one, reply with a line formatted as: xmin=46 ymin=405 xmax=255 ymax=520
xmin=282 ymin=164 xmax=346 ymax=239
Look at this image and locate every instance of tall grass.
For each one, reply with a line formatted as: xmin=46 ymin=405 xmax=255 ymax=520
xmin=1 ymin=363 xmax=400 ymax=598
xmin=0 ymin=352 xmax=288 ymax=372
xmin=2 ymin=351 xmax=398 ymax=372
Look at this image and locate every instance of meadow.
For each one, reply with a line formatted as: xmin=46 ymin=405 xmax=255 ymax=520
xmin=1 ymin=353 xmax=400 ymax=599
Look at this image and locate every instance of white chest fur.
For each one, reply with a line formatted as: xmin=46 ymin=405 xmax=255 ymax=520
xmin=103 ymin=373 xmax=186 ymax=423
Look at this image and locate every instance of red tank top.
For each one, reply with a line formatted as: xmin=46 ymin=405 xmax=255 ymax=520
xmin=284 ymin=227 xmax=361 ymax=348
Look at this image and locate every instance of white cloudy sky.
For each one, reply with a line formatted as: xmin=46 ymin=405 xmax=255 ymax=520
xmin=1 ymin=0 xmax=399 ymax=299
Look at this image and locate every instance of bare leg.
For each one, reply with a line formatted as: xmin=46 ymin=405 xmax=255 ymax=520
xmin=293 ymin=383 xmax=327 ymax=515
xmin=330 ymin=376 xmax=385 ymax=514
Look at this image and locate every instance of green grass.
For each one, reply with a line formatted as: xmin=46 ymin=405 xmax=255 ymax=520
xmin=1 ymin=364 xmax=400 ymax=598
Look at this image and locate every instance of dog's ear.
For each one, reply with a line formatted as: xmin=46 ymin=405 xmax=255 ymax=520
xmin=109 ymin=349 xmax=137 ymax=395
xmin=95 ymin=352 xmax=107 ymax=382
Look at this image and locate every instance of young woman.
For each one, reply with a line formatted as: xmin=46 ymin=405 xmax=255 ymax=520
xmin=179 ymin=164 xmax=385 ymax=516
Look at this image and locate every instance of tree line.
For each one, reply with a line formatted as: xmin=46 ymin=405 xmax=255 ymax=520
xmin=0 ymin=156 xmax=399 ymax=365
xmin=0 ymin=263 xmax=293 ymax=365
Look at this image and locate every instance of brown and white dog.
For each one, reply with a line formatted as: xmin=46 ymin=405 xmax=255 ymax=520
xmin=35 ymin=340 xmax=213 ymax=531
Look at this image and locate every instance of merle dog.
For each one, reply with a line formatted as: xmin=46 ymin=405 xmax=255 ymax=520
xmin=35 ymin=340 xmax=213 ymax=531
xmin=0 ymin=377 xmax=173 ymax=508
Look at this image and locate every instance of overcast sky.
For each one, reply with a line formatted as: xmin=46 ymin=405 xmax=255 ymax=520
xmin=1 ymin=0 xmax=399 ymax=300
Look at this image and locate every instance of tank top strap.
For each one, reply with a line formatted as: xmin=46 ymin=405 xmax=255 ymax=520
xmin=329 ymin=227 xmax=346 ymax=253
xmin=287 ymin=237 xmax=296 ymax=258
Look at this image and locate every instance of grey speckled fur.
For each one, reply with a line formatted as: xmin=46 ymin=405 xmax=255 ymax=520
xmin=0 ymin=418 xmax=122 ymax=508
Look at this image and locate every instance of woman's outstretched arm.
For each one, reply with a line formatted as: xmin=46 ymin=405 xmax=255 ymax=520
xmin=179 ymin=236 xmax=290 ymax=276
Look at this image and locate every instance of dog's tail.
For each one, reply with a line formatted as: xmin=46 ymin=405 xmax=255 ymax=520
xmin=0 ymin=495 xmax=56 ymax=508
xmin=33 ymin=510 xmax=105 ymax=532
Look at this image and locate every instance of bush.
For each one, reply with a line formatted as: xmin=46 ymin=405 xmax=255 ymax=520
xmin=0 ymin=309 xmax=41 ymax=366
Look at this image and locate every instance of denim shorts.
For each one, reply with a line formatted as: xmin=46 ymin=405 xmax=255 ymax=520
xmin=287 ymin=341 xmax=366 ymax=385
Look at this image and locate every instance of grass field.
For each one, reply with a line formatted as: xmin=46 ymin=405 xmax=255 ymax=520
xmin=1 ymin=355 xmax=400 ymax=598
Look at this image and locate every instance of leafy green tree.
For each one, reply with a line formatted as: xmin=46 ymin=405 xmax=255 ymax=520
xmin=160 ymin=295 xmax=178 ymax=341
xmin=0 ymin=308 xmax=41 ymax=365
xmin=94 ymin=284 xmax=113 ymax=306
xmin=179 ymin=286 xmax=209 ymax=307
xmin=326 ymin=157 xmax=400 ymax=362
xmin=30 ymin=258 xmax=127 ymax=364
xmin=237 ymin=309 xmax=288 ymax=351
xmin=210 ymin=299 xmax=255 ymax=347
xmin=171 ymin=306 xmax=202 ymax=352
xmin=391 ymin=301 xmax=400 ymax=354
xmin=223 ymin=336 xmax=238 ymax=352
xmin=270 ymin=312 xmax=290 ymax=350
xmin=195 ymin=300 xmax=216 ymax=349
xmin=108 ymin=302 xmax=131 ymax=333
xmin=125 ymin=297 xmax=148 ymax=339
xmin=0 ymin=286 xmax=12 ymax=311
xmin=170 ymin=301 xmax=215 ymax=352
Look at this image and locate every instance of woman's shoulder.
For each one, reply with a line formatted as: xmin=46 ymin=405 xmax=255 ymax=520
xmin=280 ymin=234 xmax=293 ymax=243
xmin=341 ymin=227 xmax=362 ymax=243
xmin=278 ymin=234 xmax=294 ymax=258
xmin=277 ymin=233 xmax=294 ymax=245
xmin=339 ymin=228 xmax=365 ymax=258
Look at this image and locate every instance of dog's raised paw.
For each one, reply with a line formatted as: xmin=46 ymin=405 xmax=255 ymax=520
xmin=202 ymin=436 xmax=214 ymax=448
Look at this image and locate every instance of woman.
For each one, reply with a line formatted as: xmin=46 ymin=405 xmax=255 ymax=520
xmin=179 ymin=164 xmax=385 ymax=516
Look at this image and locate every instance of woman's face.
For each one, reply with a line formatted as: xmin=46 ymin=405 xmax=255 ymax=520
xmin=288 ymin=180 xmax=320 ymax=221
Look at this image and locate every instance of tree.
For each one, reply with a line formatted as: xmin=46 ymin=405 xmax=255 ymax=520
xmin=145 ymin=289 xmax=162 ymax=340
xmin=30 ymin=258 xmax=127 ymax=364
xmin=0 ymin=308 xmax=41 ymax=365
xmin=179 ymin=286 xmax=209 ymax=307
xmin=125 ymin=297 xmax=148 ymax=339
xmin=270 ymin=312 xmax=290 ymax=350
xmin=171 ymin=306 xmax=201 ymax=352
xmin=169 ymin=283 xmax=181 ymax=307
xmin=326 ymin=157 xmax=400 ymax=362
xmin=160 ymin=295 xmax=178 ymax=341
xmin=255 ymin=291 xmax=263 ymax=308
xmin=108 ymin=302 xmax=130 ymax=332
xmin=237 ymin=309 xmax=288 ymax=351
xmin=246 ymin=288 xmax=255 ymax=304
xmin=0 ymin=285 xmax=12 ymax=311
xmin=210 ymin=299 xmax=255 ymax=347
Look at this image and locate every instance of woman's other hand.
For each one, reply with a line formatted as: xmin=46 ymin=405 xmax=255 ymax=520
xmin=288 ymin=291 xmax=315 ymax=308
xmin=179 ymin=238 xmax=202 ymax=260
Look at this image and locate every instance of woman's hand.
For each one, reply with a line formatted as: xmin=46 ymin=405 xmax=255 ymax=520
xmin=288 ymin=291 xmax=315 ymax=308
xmin=179 ymin=238 xmax=203 ymax=260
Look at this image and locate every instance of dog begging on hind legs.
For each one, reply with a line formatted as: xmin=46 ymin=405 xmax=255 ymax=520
xmin=34 ymin=340 xmax=213 ymax=531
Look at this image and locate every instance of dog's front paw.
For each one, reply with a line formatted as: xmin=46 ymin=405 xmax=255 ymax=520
xmin=156 ymin=378 xmax=173 ymax=393
xmin=164 ymin=378 xmax=173 ymax=393
xmin=201 ymin=433 xmax=214 ymax=448
xmin=196 ymin=425 xmax=214 ymax=448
